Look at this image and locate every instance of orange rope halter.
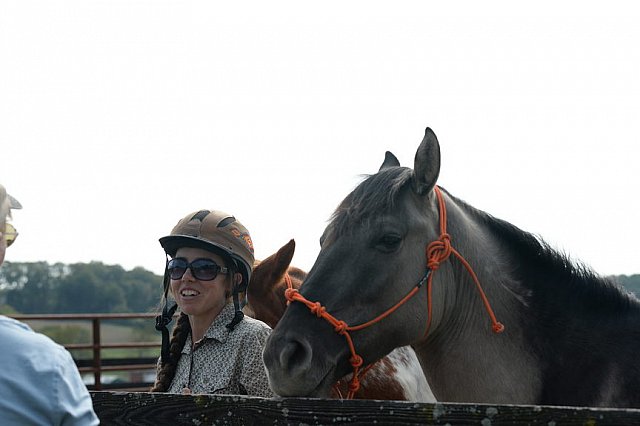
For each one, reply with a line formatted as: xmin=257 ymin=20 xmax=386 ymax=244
xmin=284 ymin=185 xmax=504 ymax=399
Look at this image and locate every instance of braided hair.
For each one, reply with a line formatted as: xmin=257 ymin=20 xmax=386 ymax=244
xmin=150 ymin=312 xmax=191 ymax=392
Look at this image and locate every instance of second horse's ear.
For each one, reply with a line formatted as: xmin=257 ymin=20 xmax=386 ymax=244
xmin=411 ymin=127 xmax=441 ymax=196
xmin=274 ymin=239 xmax=296 ymax=273
xmin=379 ymin=151 xmax=400 ymax=171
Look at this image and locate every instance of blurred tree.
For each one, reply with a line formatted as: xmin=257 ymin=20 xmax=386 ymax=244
xmin=615 ymin=274 xmax=640 ymax=298
xmin=0 ymin=262 xmax=66 ymax=313
xmin=120 ymin=267 xmax=162 ymax=313
xmin=3 ymin=261 xmax=634 ymax=315
xmin=0 ymin=261 xmax=162 ymax=314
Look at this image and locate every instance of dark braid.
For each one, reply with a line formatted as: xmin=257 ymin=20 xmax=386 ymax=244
xmin=150 ymin=312 xmax=191 ymax=392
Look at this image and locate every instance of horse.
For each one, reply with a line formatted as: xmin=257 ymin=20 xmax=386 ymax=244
xmin=263 ymin=127 xmax=640 ymax=408
xmin=244 ymin=239 xmax=435 ymax=402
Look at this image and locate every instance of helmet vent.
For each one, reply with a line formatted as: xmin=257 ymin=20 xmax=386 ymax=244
xmin=190 ymin=210 xmax=210 ymax=222
xmin=217 ymin=216 xmax=236 ymax=228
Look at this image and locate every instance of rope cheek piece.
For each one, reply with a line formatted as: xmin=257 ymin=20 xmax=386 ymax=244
xmin=284 ymin=185 xmax=504 ymax=399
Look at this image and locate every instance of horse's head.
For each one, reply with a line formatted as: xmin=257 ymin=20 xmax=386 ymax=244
xmin=244 ymin=239 xmax=306 ymax=328
xmin=263 ymin=128 xmax=444 ymax=397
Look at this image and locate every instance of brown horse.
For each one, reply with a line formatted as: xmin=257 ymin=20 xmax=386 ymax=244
xmin=245 ymin=239 xmax=435 ymax=402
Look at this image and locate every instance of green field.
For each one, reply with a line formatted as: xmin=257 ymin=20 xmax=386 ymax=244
xmin=23 ymin=318 xmax=161 ymax=359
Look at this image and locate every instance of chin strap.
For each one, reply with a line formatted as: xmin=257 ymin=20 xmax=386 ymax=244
xmin=226 ymin=289 xmax=244 ymax=331
xmin=155 ymin=300 xmax=178 ymax=363
xmin=155 ymin=259 xmax=178 ymax=364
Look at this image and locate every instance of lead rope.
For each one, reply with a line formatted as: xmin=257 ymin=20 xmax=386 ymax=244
xmin=284 ymin=185 xmax=504 ymax=399
xmin=424 ymin=186 xmax=505 ymax=336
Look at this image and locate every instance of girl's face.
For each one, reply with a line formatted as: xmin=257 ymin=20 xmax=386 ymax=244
xmin=169 ymin=247 xmax=232 ymax=320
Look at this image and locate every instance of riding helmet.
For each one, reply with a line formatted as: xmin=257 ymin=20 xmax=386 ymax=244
xmin=159 ymin=210 xmax=255 ymax=290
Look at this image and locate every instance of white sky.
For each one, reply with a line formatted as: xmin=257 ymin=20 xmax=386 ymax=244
xmin=2 ymin=1 xmax=639 ymax=277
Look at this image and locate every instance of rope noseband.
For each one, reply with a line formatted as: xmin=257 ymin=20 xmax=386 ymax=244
xmin=284 ymin=185 xmax=504 ymax=399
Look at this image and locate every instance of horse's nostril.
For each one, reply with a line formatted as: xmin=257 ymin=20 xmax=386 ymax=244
xmin=280 ymin=339 xmax=311 ymax=374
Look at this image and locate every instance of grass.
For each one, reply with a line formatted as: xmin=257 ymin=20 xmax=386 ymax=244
xmin=25 ymin=319 xmax=161 ymax=344
xmin=21 ymin=319 xmax=162 ymax=361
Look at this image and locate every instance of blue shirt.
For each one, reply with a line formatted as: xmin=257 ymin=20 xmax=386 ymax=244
xmin=0 ymin=315 xmax=99 ymax=425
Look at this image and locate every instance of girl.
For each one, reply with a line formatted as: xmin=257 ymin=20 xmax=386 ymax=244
xmin=152 ymin=210 xmax=273 ymax=397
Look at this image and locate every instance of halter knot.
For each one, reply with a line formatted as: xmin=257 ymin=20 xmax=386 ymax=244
xmin=492 ymin=322 xmax=505 ymax=333
xmin=284 ymin=287 xmax=298 ymax=302
xmin=349 ymin=354 xmax=363 ymax=368
xmin=310 ymin=302 xmax=326 ymax=317
xmin=347 ymin=355 xmax=363 ymax=395
xmin=426 ymin=233 xmax=452 ymax=270
xmin=334 ymin=320 xmax=348 ymax=334
xmin=348 ymin=378 xmax=361 ymax=393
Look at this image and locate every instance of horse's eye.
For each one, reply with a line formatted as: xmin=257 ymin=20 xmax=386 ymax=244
xmin=376 ymin=234 xmax=402 ymax=252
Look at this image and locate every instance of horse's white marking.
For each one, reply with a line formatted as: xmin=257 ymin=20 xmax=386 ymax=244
xmin=383 ymin=346 xmax=436 ymax=403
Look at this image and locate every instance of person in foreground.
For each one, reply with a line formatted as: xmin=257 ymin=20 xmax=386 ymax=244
xmin=0 ymin=184 xmax=99 ymax=425
xmin=151 ymin=209 xmax=274 ymax=397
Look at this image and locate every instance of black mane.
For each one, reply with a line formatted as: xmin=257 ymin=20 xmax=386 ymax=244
xmin=449 ymin=191 xmax=638 ymax=314
xmin=332 ymin=168 xmax=637 ymax=313
xmin=330 ymin=167 xmax=413 ymax=236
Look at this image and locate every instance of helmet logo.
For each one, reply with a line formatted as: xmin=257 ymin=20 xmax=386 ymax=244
xmin=231 ymin=228 xmax=254 ymax=253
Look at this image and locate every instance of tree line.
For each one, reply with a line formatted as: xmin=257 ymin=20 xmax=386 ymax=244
xmin=0 ymin=261 xmax=162 ymax=314
xmin=0 ymin=261 xmax=639 ymax=315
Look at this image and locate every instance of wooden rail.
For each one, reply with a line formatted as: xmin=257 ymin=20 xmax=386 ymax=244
xmin=90 ymin=391 xmax=640 ymax=425
xmin=10 ymin=313 xmax=162 ymax=391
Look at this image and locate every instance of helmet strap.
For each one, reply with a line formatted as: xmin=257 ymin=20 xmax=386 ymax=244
xmin=226 ymin=287 xmax=244 ymax=331
xmin=155 ymin=256 xmax=177 ymax=364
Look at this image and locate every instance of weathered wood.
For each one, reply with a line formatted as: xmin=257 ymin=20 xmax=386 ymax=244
xmin=90 ymin=391 xmax=640 ymax=425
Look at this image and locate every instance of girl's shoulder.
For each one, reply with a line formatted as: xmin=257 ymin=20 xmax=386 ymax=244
xmin=240 ymin=314 xmax=272 ymax=333
xmin=233 ymin=315 xmax=272 ymax=343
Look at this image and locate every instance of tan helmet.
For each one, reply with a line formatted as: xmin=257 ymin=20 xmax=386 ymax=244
xmin=159 ymin=210 xmax=255 ymax=288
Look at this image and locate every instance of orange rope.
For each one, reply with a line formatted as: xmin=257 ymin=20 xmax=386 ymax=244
xmin=284 ymin=185 xmax=504 ymax=399
xmin=285 ymin=274 xmax=378 ymax=399
xmin=423 ymin=187 xmax=504 ymax=336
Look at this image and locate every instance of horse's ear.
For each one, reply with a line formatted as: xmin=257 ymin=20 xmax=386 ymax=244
xmin=379 ymin=151 xmax=401 ymax=171
xmin=412 ymin=127 xmax=441 ymax=196
xmin=252 ymin=239 xmax=295 ymax=279
xmin=274 ymin=239 xmax=296 ymax=271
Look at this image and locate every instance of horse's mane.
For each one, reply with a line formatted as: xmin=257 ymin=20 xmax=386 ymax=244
xmin=330 ymin=167 xmax=413 ymax=236
xmin=448 ymin=191 xmax=638 ymax=314
xmin=331 ymin=167 xmax=636 ymax=313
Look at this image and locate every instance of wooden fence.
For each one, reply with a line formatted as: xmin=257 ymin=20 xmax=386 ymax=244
xmin=91 ymin=391 xmax=640 ymax=425
xmin=11 ymin=314 xmax=640 ymax=424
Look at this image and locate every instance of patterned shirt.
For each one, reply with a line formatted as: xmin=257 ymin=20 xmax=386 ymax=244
xmin=164 ymin=303 xmax=275 ymax=397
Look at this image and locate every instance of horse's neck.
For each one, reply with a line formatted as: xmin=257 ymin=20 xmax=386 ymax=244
xmin=434 ymin=194 xmax=638 ymax=330
xmin=417 ymin=193 xmax=640 ymax=404
xmin=426 ymin=196 xmax=524 ymax=331
xmin=409 ymin=196 xmax=535 ymax=402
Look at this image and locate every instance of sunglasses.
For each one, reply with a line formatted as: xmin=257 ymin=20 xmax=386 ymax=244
xmin=167 ymin=258 xmax=228 ymax=281
xmin=3 ymin=223 xmax=18 ymax=247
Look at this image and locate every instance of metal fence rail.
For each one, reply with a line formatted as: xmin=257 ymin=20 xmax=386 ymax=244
xmin=10 ymin=313 xmax=162 ymax=391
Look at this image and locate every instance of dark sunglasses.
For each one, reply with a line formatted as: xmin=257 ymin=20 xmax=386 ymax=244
xmin=3 ymin=223 xmax=18 ymax=248
xmin=167 ymin=258 xmax=228 ymax=281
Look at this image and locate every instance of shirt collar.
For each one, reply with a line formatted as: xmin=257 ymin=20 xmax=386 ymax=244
xmin=181 ymin=303 xmax=237 ymax=354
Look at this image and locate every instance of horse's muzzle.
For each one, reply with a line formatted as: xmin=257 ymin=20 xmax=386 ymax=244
xmin=263 ymin=326 xmax=340 ymax=397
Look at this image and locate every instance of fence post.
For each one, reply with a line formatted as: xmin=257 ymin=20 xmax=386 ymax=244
xmin=92 ymin=318 xmax=101 ymax=391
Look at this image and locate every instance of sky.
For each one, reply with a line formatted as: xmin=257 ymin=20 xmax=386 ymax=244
xmin=1 ymin=1 xmax=639 ymax=278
